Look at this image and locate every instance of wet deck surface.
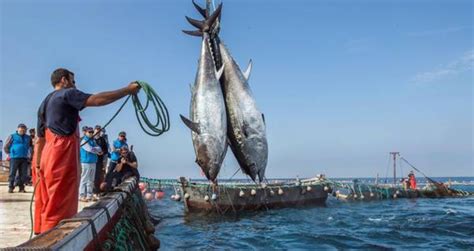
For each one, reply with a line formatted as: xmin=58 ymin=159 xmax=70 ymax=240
xmin=0 ymin=182 xmax=93 ymax=248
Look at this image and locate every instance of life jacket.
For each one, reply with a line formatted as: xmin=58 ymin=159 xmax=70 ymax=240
xmin=80 ymin=136 xmax=98 ymax=163
xmin=9 ymin=132 xmax=30 ymax=159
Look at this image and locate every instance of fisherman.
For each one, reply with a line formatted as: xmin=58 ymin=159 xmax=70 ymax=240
xmin=79 ymin=127 xmax=102 ymax=202
xmin=4 ymin=124 xmax=31 ymax=193
xmin=93 ymin=125 xmax=109 ymax=198
xmin=408 ymin=171 xmax=417 ymax=190
xmin=33 ymin=68 xmax=140 ymax=233
xmin=103 ymin=145 xmax=138 ymax=191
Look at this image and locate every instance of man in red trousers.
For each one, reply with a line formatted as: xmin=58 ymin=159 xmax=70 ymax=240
xmin=33 ymin=68 xmax=140 ymax=233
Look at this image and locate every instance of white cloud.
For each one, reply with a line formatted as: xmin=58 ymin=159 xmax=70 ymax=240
xmin=411 ymin=50 xmax=474 ymax=84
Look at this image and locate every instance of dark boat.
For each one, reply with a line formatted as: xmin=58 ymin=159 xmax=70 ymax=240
xmin=178 ymin=176 xmax=331 ymax=213
xmin=333 ymin=153 xmax=473 ymax=201
xmin=333 ymin=180 xmax=473 ymax=201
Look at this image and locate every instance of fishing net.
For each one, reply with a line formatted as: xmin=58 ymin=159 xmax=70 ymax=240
xmin=102 ymin=190 xmax=152 ymax=251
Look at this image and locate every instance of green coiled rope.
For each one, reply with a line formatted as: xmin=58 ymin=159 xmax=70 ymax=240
xmin=95 ymin=80 xmax=170 ymax=138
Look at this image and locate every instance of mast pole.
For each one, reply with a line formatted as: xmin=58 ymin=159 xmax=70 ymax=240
xmin=390 ymin=152 xmax=400 ymax=186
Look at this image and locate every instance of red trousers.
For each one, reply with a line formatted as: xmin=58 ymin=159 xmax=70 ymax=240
xmin=33 ymin=129 xmax=79 ymax=233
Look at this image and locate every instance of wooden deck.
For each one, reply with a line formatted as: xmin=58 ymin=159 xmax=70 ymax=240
xmin=0 ymin=181 xmax=93 ymax=248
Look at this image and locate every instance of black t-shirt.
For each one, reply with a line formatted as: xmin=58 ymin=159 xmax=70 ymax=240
xmin=118 ymin=152 xmax=139 ymax=178
xmin=37 ymin=88 xmax=91 ymax=137
xmin=95 ymin=136 xmax=109 ymax=153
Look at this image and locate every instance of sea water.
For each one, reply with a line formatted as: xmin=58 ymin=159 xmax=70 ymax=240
xmin=147 ymin=177 xmax=474 ymax=249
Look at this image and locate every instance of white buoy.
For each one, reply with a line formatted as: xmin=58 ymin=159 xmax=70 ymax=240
xmin=184 ymin=193 xmax=190 ymax=199
xmin=306 ymin=186 xmax=312 ymax=192
xmin=204 ymin=195 xmax=210 ymax=201
xmin=354 ymin=194 xmax=358 ymax=199
xmin=370 ymin=192 xmax=374 ymax=197
xmin=278 ymin=188 xmax=284 ymax=195
xmin=360 ymin=195 xmax=365 ymax=199
xmin=251 ymin=189 xmax=257 ymax=196
xmin=393 ymin=194 xmax=398 ymax=199
xmin=211 ymin=193 xmax=218 ymax=201
xmin=324 ymin=186 xmax=329 ymax=192
xmin=261 ymin=183 xmax=267 ymax=189
xmin=239 ymin=190 xmax=245 ymax=197
xmin=270 ymin=190 xmax=275 ymax=196
xmin=170 ymin=194 xmax=176 ymax=200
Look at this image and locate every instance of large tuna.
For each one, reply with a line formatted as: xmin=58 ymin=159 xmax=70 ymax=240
xmin=219 ymin=43 xmax=268 ymax=183
xmin=180 ymin=5 xmax=227 ymax=182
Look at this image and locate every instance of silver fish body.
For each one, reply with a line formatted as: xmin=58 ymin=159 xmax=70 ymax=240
xmin=219 ymin=42 xmax=268 ymax=182
xmin=181 ymin=33 xmax=227 ymax=182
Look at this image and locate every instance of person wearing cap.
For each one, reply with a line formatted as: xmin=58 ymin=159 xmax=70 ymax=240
xmin=103 ymin=145 xmax=138 ymax=191
xmin=107 ymin=131 xmax=128 ymax=175
xmin=33 ymin=68 xmax=140 ymax=233
xmin=93 ymin=125 xmax=109 ymax=198
xmin=79 ymin=127 xmax=102 ymax=202
xmin=3 ymin=124 xmax=31 ymax=193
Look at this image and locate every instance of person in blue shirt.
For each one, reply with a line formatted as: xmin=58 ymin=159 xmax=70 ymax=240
xmin=107 ymin=131 xmax=128 ymax=174
xmin=3 ymin=124 xmax=32 ymax=193
xmin=79 ymin=127 xmax=103 ymax=202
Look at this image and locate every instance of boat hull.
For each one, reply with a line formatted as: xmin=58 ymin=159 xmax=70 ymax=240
xmin=179 ymin=177 xmax=329 ymax=213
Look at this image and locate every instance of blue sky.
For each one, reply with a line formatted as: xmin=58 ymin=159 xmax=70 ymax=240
xmin=0 ymin=0 xmax=472 ymax=179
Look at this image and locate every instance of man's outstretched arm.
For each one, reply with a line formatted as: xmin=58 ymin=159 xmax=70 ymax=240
xmin=85 ymin=82 xmax=140 ymax=107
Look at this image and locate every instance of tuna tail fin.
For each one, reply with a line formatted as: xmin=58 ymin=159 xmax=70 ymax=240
xmin=183 ymin=2 xmax=222 ymax=35
xmin=182 ymin=30 xmax=203 ymax=37
xmin=192 ymin=0 xmax=208 ymax=18
xmin=180 ymin=115 xmax=201 ymax=134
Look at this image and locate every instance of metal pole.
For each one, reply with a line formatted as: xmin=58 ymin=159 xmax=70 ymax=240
xmin=390 ymin=152 xmax=399 ymax=186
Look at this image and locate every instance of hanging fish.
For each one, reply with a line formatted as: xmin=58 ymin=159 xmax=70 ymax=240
xmin=180 ymin=4 xmax=227 ymax=183
xmin=188 ymin=1 xmax=268 ymax=182
xmin=219 ymin=43 xmax=268 ymax=182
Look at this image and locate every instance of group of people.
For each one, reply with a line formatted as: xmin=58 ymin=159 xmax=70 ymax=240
xmin=3 ymin=123 xmax=141 ymax=201
xmin=78 ymin=127 xmax=139 ymax=202
xmin=3 ymin=124 xmax=37 ymax=193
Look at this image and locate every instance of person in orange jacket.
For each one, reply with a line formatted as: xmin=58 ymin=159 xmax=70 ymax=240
xmin=408 ymin=171 xmax=417 ymax=190
xmin=33 ymin=68 xmax=140 ymax=234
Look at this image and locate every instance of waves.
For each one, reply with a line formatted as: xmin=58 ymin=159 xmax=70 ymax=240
xmin=151 ymin=184 xmax=474 ymax=249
